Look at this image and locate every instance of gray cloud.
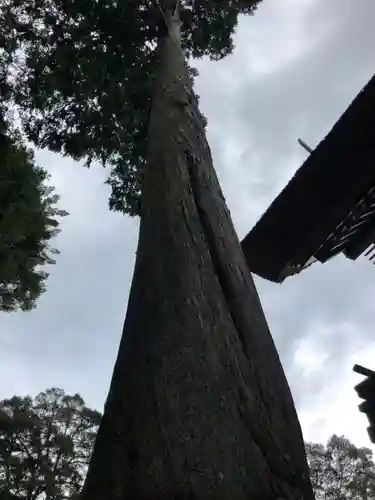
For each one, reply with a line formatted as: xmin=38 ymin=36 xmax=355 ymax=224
xmin=0 ymin=156 xmax=139 ymax=410
xmin=195 ymin=0 xmax=375 ymax=232
xmin=0 ymin=0 xmax=374 ymax=447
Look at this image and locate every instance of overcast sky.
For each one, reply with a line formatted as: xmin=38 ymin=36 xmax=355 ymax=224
xmin=1 ymin=0 xmax=375 ymax=451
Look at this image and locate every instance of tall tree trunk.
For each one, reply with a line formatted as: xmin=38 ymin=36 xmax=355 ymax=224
xmin=81 ymin=5 xmax=314 ymax=500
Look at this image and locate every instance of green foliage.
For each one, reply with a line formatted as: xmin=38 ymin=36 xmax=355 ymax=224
xmin=0 ymin=40 xmax=68 ymax=312
xmin=0 ymin=0 xmax=262 ymax=215
xmin=0 ymin=388 xmax=101 ymax=499
xmin=0 ymin=113 xmax=68 ymax=312
xmin=306 ymin=434 xmax=375 ymax=500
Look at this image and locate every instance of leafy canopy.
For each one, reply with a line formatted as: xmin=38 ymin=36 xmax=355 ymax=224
xmin=0 ymin=388 xmax=101 ymax=499
xmin=1 ymin=0 xmax=262 ymax=216
xmin=0 ymin=42 xmax=68 ymax=312
xmin=0 ymin=124 xmax=68 ymax=312
xmin=306 ymin=434 xmax=375 ymax=500
xmin=0 ymin=109 xmax=67 ymax=312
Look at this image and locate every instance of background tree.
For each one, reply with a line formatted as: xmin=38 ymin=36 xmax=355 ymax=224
xmin=0 ymin=118 xmax=68 ymax=312
xmin=0 ymin=388 xmax=101 ymax=499
xmin=1 ymin=0 xmax=315 ymax=498
xmin=0 ymin=48 xmax=68 ymax=312
xmin=306 ymin=434 xmax=375 ymax=500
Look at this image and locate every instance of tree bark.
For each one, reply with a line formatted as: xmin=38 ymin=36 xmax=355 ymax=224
xmin=81 ymin=5 xmax=314 ymax=500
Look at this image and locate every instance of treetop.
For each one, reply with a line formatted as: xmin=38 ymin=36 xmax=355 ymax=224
xmin=1 ymin=0 xmax=262 ymax=215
